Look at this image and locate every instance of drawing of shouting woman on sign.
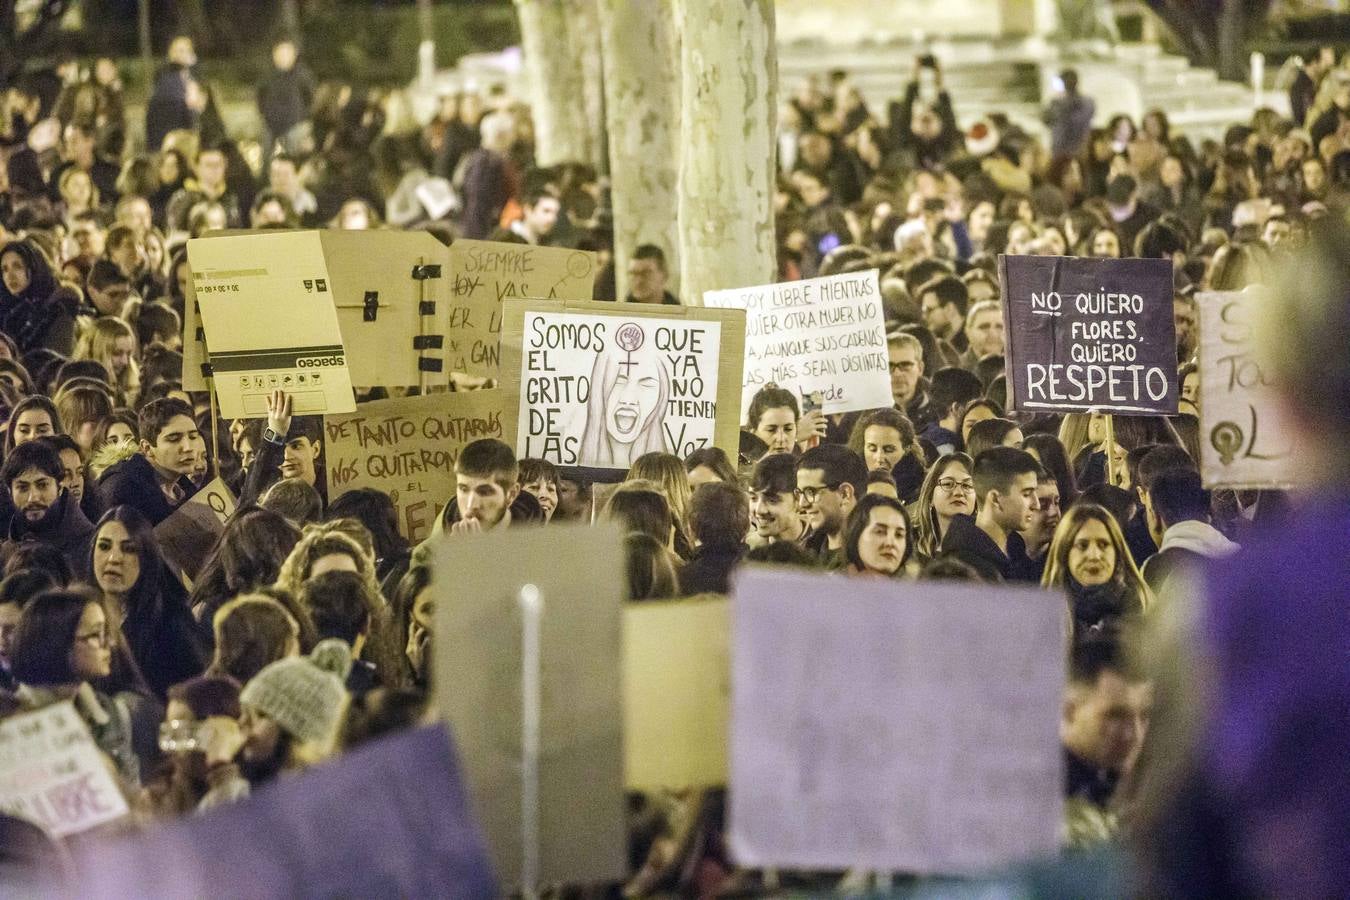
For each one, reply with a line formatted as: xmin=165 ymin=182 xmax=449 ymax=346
xmin=580 ymin=322 xmax=669 ymax=467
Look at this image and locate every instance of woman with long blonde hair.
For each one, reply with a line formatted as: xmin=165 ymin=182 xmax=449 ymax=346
xmin=910 ymin=451 xmax=975 ymax=563
xmin=1042 ymin=503 xmax=1151 ymax=642
xmin=74 ymin=316 xmax=140 ymax=406
xmin=626 ymin=452 xmax=693 ymax=534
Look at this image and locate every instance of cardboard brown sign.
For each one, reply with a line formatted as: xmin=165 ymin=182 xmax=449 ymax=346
xmin=324 ymin=390 xmax=507 ymax=542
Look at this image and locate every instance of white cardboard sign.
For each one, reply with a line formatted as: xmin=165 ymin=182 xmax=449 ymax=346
xmin=704 ymin=270 xmax=890 ymax=417
xmin=0 ymin=701 xmax=130 ymax=837
xmin=1197 ymin=289 xmax=1297 ymax=489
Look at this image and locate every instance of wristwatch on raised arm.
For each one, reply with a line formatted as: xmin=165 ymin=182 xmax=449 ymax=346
xmin=262 ymin=427 xmax=285 ymax=446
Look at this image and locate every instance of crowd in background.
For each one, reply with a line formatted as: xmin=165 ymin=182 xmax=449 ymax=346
xmin=0 ymin=31 xmax=1345 ymax=897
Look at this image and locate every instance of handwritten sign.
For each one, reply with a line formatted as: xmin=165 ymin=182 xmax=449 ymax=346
xmin=624 ymin=595 xmax=729 ymax=790
xmin=325 ymin=390 xmax=506 ymax=542
xmin=498 ymin=300 xmax=745 ymax=471
xmin=0 ymin=702 xmax=129 ymax=837
xmin=1197 ymin=290 xmax=1296 ymax=489
xmin=448 ymin=241 xmax=597 ymax=378
xmin=155 ymin=477 xmax=237 ymax=582
xmin=434 ymin=524 xmax=626 ymax=888
xmin=704 ymin=270 xmax=890 ymax=416
xmin=1000 ymin=255 xmax=1177 ymax=415
xmin=728 ymin=569 xmax=1064 ymax=875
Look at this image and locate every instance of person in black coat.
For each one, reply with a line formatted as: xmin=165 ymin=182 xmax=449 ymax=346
xmin=99 ymin=398 xmax=202 ymax=527
xmin=0 ymin=440 xmax=94 ymax=575
xmin=0 ymin=240 xmax=77 ymax=355
xmin=678 ymin=482 xmax=750 ymax=596
xmin=87 ymin=505 xmax=208 ymax=700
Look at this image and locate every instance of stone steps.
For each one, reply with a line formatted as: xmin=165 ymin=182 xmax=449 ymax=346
xmin=778 ymin=39 xmax=1263 ymax=143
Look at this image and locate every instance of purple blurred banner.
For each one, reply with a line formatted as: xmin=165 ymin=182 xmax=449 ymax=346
xmin=62 ymin=724 xmax=496 ymax=899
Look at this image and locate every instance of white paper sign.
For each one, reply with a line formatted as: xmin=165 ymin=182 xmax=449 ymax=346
xmin=516 ymin=311 xmax=722 ymax=468
xmin=704 ymin=270 xmax=890 ymax=417
xmin=0 ymin=702 xmax=130 ymax=837
xmin=728 ymin=569 xmax=1064 ymax=875
xmin=1197 ymin=290 xmax=1296 ymax=489
xmin=188 ymin=231 xmax=357 ymax=419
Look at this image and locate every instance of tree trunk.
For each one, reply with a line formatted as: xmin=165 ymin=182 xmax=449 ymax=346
xmin=676 ymin=0 xmax=777 ymax=306
xmin=599 ymin=0 xmax=680 ymax=301
xmin=514 ymin=0 xmax=603 ymax=167
xmin=1217 ymin=0 xmax=1246 ymax=82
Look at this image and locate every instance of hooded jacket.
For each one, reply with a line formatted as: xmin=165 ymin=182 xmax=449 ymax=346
xmin=0 ymin=489 xmax=94 ymax=573
xmin=98 ymin=449 xmax=196 ymax=527
xmin=1142 ymin=519 xmax=1238 ymax=593
xmin=0 ymin=240 xmax=77 ymax=354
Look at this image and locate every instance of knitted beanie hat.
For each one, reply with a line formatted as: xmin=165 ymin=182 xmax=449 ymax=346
xmin=240 ymin=639 xmax=353 ymax=747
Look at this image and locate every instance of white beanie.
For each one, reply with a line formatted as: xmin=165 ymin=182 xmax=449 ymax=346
xmin=241 ymin=639 xmax=353 ymax=748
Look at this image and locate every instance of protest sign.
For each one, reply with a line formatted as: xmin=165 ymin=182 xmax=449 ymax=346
xmin=624 ymin=595 xmax=729 ymax=791
xmin=187 ymin=232 xmax=357 ymax=418
xmin=434 ymin=523 xmax=626 ymax=889
xmin=498 ymin=299 xmax=745 ymax=471
xmin=69 ymin=725 xmax=496 ymax=899
xmin=447 ymin=241 xmax=597 ymax=378
xmin=181 ymin=273 xmax=209 ymax=391
xmin=0 ymin=702 xmax=129 ymax=837
xmin=319 ymin=229 xmax=451 ymax=388
xmin=704 ymin=270 xmax=890 ymax=417
xmin=154 ymin=477 xmax=237 ymax=582
xmin=324 ymin=390 xmax=507 ymax=542
xmin=728 ymin=569 xmax=1064 ymax=875
xmin=1196 ymin=290 xmax=1296 ymax=489
xmin=1000 ymin=255 xmax=1177 ymax=415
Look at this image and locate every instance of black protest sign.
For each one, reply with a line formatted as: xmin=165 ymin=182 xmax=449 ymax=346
xmin=999 ymin=255 xmax=1177 ymax=415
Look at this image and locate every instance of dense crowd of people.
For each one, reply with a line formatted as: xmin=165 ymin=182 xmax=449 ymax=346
xmin=0 ymin=31 xmax=1345 ymax=896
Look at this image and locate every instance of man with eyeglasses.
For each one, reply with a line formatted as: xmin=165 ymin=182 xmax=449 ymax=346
xmin=941 ymin=446 xmax=1040 ymax=581
xmin=795 ymin=444 xmax=868 ymax=566
xmin=886 ymin=331 xmax=931 ymax=424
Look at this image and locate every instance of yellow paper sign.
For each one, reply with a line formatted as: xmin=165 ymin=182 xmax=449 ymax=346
xmin=624 ymin=595 xmax=729 ymax=790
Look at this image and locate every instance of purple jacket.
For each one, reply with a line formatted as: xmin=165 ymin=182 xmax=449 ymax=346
xmin=1171 ymin=495 xmax=1350 ymax=897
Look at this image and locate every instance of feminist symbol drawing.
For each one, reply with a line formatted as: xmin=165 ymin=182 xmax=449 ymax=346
xmin=615 ymin=322 xmax=645 ymax=376
xmin=1210 ymin=421 xmax=1244 ymax=465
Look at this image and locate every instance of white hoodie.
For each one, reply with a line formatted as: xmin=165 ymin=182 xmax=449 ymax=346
xmin=1158 ymin=519 xmax=1240 ymax=558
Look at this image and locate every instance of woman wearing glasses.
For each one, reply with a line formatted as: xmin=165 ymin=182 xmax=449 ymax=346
xmin=8 ymin=588 xmax=140 ymax=784
xmin=911 ymin=452 xmax=975 ymax=562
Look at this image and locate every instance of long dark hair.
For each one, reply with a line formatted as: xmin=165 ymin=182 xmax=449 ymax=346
xmin=842 ymin=493 xmax=914 ymax=574
xmin=90 ymin=505 xmax=188 ymax=634
xmin=188 ymin=506 xmax=300 ymax=627
xmin=3 ymin=394 xmax=61 ymax=455
xmin=9 ymin=589 xmax=93 ymax=685
xmin=326 ymin=489 xmax=409 ymax=564
xmin=0 ymin=240 xmax=58 ymax=304
xmin=1024 ymin=433 xmax=1079 ymax=505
